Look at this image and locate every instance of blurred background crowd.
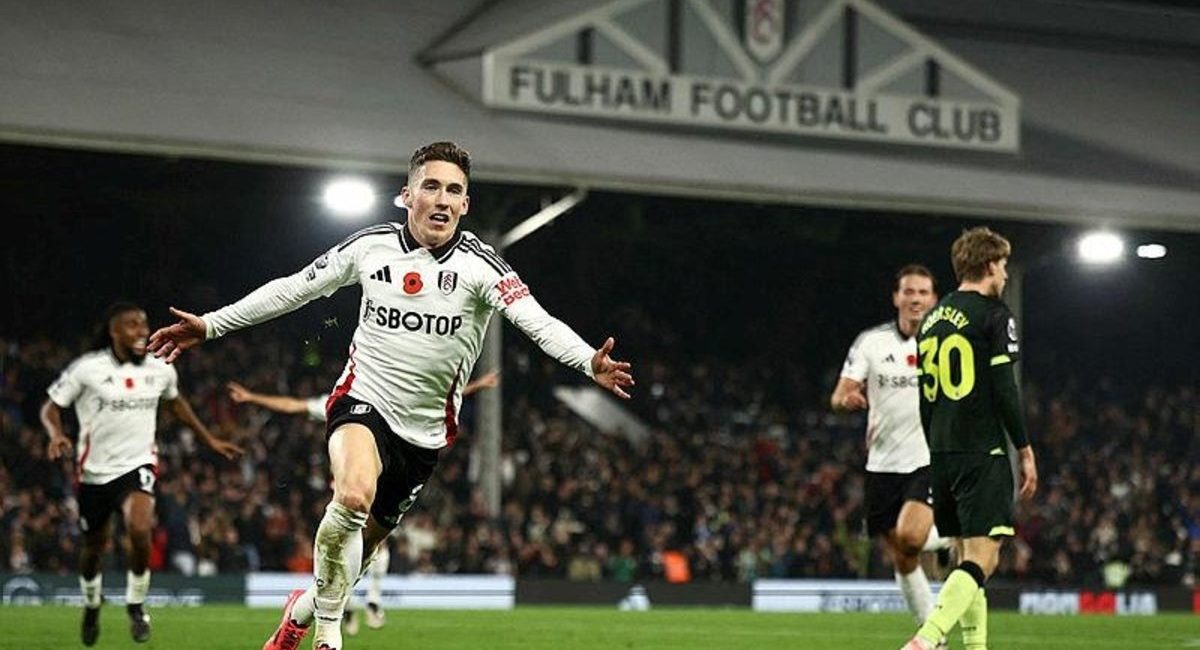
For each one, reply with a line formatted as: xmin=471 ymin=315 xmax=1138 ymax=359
xmin=3 ymin=312 xmax=1196 ymax=588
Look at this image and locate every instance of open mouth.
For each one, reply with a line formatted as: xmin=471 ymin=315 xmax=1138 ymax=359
xmin=131 ymin=339 xmax=148 ymax=354
xmin=430 ymin=213 xmax=450 ymax=225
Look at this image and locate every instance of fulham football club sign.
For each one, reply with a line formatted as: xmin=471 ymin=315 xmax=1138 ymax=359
xmin=481 ymin=0 xmax=1019 ymax=152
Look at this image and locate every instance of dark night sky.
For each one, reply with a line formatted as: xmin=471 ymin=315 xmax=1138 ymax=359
xmin=2 ymin=144 xmax=1197 ymax=397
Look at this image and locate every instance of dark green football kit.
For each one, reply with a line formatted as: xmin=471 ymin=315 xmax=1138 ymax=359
xmin=918 ymin=290 xmax=1028 ymax=538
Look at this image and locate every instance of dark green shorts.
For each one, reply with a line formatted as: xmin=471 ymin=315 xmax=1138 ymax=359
xmin=930 ymin=452 xmax=1015 ymax=538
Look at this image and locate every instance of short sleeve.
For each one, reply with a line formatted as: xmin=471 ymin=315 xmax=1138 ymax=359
xmin=840 ymin=332 xmax=871 ymax=382
xmin=46 ymin=361 xmax=84 ymax=408
xmin=160 ymin=363 xmax=180 ymax=401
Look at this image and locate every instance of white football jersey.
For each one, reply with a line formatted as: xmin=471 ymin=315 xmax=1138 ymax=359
xmin=47 ymin=349 xmax=179 ymax=485
xmin=840 ymin=321 xmax=929 ymax=473
xmin=203 ymin=223 xmax=595 ymax=449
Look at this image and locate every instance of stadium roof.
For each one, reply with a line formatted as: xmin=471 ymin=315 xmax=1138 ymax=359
xmin=0 ymin=0 xmax=1197 ymax=231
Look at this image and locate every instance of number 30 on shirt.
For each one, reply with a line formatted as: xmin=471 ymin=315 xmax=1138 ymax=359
xmin=918 ymin=334 xmax=976 ymax=402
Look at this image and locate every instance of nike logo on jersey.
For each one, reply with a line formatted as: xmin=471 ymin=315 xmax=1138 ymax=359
xmin=369 ymin=266 xmax=393 ymax=283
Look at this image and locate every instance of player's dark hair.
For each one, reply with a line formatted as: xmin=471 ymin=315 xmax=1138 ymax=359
xmin=91 ymin=301 xmax=143 ymax=349
xmin=952 ymin=227 xmax=1011 ymax=282
xmin=409 ymin=141 xmax=471 ymax=182
xmin=894 ymin=264 xmax=935 ymax=292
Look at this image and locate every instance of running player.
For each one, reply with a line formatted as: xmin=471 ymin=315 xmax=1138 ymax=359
xmin=149 ymin=141 xmax=633 ymax=650
xmin=901 ymin=227 xmax=1038 ymax=650
xmin=224 ymin=369 xmax=499 ymax=634
xmin=41 ymin=302 xmax=242 ymax=646
xmin=831 ymin=264 xmax=950 ymax=630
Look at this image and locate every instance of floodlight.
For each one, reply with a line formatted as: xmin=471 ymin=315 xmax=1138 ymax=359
xmin=322 ymin=178 xmax=376 ymax=218
xmin=1136 ymin=244 xmax=1167 ymax=260
xmin=1077 ymin=231 xmax=1124 ymax=264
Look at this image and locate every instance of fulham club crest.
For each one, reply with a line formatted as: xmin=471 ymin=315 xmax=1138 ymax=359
xmin=744 ymin=0 xmax=785 ymax=63
xmin=439 ymin=271 xmax=459 ymax=295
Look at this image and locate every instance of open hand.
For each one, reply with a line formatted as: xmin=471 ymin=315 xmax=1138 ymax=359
xmin=591 ymin=337 xmax=634 ymax=400
xmin=148 ymin=307 xmax=207 ymax=364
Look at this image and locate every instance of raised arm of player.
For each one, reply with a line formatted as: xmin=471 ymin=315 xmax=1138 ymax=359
xmin=167 ymin=395 xmax=243 ymax=460
xmin=149 ymin=235 xmax=365 ymax=363
xmin=226 ymin=381 xmax=311 ymax=415
xmin=40 ymin=399 xmax=73 ymax=461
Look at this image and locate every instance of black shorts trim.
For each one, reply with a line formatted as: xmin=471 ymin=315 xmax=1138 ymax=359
xmin=77 ymin=464 xmax=157 ymax=534
xmin=327 ymin=395 xmax=440 ymax=529
xmin=864 ymin=466 xmax=932 ymax=537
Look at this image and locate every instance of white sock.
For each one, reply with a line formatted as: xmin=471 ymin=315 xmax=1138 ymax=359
xmin=126 ymin=570 xmax=150 ymax=606
xmin=293 ymin=536 xmax=384 ymax=624
xmin=80 ymin=574 xmax=103 ymax=609
xmin=312 ymin=502 xmax=368 ymax=649
xmin=896 ymin=567 xmax=935 ymax=624
xmin=367 ymin=546 xmax=389 ymax=606
xmin=922 ymin=525 xmax=952 ymax=552
xmin=290 ymin=587 xmax=317 ymax=626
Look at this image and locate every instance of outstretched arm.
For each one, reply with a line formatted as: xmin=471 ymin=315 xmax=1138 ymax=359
xmin=168 ymin=396 xmax=243 ymax=460
xmin=226 ymin=381 xmax=311 ymax=415
xmin=497 ymin=286 xmax=634 ymax=398
xmin=475 ymin=246 xmax=634 ymax=399
xmin=150 ymin=242 xmax=361 ymax=363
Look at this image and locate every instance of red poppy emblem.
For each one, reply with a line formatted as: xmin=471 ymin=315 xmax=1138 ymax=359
xmin=906 ymin=354 xmax=917 ymax=368
xmin=403 ymin=272 xmax=423 ymax=295
xmin=125 ymin=377 xmax=135 ymax=389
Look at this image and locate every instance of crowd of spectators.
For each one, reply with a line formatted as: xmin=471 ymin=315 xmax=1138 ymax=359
xmin=1 ymin=326 xmax=1197 ymax=588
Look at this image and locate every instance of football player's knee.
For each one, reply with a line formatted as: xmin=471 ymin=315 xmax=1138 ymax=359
xmin=964 ymin=546 xmax=1000 ymax=578
xmin=128 ymin=521 xmax=154 ymax=543
xmin=335 ymin=482 xmax=376 ymax=513
xmin=896 ymin=525 xmax=925 ymax=556
xmin=893 ymin=551 xmax=920 ymax=574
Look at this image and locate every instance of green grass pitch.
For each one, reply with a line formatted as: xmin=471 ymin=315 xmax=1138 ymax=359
xmin=1 ymin=606 xmax=1195 ymax=649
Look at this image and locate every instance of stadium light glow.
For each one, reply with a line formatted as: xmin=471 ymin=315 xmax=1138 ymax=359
xmin=1077 ymin=231 xmax=1124 ymax=264
xmin=1136 ymin=243 xmax=1167 ymax=259
xmin=322 ymin=178 xmax=376 ymax=218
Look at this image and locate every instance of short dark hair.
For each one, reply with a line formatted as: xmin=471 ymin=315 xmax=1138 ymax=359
xmin=92 ymin=301 xmax=143 ymax=349
xmin=409 ymin=141 xmax=471 ymax=181
xmin=952 ymin=227 xmax=1011 ymax=282
xmin=894 ymin=264 xmax=935 ymax=292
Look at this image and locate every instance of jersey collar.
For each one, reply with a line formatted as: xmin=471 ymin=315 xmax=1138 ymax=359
xmin=107 ymin=345 xmax=141 ymax=367
xmin=399 ymin=222 xmax=461 ymax=264
xmin=893 ymin=318 xmax=914 ymax=342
